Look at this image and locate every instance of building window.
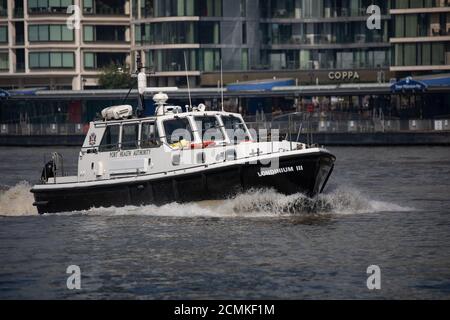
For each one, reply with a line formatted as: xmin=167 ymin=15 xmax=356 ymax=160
xmin=0 ymin=0 xmax=7 ymax=17
xmin=242 ymin=49 xmax=249 ymax=70
xmin=83 ymin=0 xmax=126 ymax=15
xmin=84 ymin=52 xmax=128 ymax=69
xmin=394 ymin=42 xmax=447 ymax=66
xmin=240 ymin=0 xmax=246 ymax=17
xmin=83 ymin=25 xmax=127 ymax=42
xmin=136 ymin=22 xmax=200 ymax=45
xmin=0 ymin=26 xmax=7 ymax=43
xmin=199 ymin=22 xmax=220 ymax=44
xmin=141 ymin=0 xmax=199 ymax=18
xmin=28 ymin=0 xmax=73 ymax=14
xmin=260 ymin=0 xmax=389 ymax=19
xmin=0 ymin=52 xmax=8 ymax=70
xmin=28 ymin=25 xmax=74 ymax=42
xmin=29 ymin=52 xmax=75 ymax=69
xmin=146 ymin=49 xmax=222 ymax=72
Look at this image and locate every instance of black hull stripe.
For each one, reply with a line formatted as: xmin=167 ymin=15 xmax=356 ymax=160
xmin=33 ymin=153 xmax=335 ymax=214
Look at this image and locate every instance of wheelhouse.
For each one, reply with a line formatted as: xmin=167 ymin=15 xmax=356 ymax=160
xmin=86 ymin=112 xmax=253 ymax=153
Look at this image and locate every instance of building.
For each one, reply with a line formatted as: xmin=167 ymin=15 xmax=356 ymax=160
xmin=0 ymin=0 xmax=132 ymax=90
xmin=131 ymin=0 xmax=393 ymax=88
xmin=390 ymin=0 xmax=450 ymax=76
xmin=2 ymin=1 xmax=450 ymax=91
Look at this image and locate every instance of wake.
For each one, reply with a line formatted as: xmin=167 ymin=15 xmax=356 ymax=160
xmin=0 ymin=182 xmax=414 ymax=218
xmin=0 ymin=182 xmax=38 ymax=216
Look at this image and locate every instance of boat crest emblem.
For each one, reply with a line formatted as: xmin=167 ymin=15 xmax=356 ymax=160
xmin=89 ymin=132 xmax=97 ymax=145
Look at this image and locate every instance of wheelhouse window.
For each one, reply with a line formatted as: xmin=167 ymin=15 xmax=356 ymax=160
xmin=99 ymin=125 xmax=120 ymax=152
xmin=121 ymin=124 xmax=139 ymax=150
xmin=163 ymin=118 xmax=193 ymax=145
xmin=222 ymin=115 xmax=251 ymax=144
xmin=141 ymin=121 xmax=160 ymax=148
xmin=194 ymin=116 xmax=224 ymax=142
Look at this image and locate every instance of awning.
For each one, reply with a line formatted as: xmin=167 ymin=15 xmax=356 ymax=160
xmin=227 ymin=78 xmax=295 ymax=92
xmin=421 ymin=75 xmax=450 ymax=87
xmin=390 ymin=77 xmax=428 ymax=93
xmin=8 ymin=87 xmax=49 ymax=96
xmin=0 ymin=89 xmax=10 ymax=99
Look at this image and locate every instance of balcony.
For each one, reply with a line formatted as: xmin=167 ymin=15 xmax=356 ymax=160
xmin=83 ymin=0 xmax=126 ymax=16
xmin=15 ymin=62 xmax=25 ymax=72
xmin=0 ymin=8 xmax=7 ymax=17
xmin=431 ymin=27 xmax=450 ymax=36
xmin=13 ymin=7 xmax=24 ymax=18
xmin=84 ymin=25 xmax=128 ymax=43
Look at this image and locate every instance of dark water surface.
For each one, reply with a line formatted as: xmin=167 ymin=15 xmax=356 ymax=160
xmin=0 ymin=146 xmax=449 ymax=299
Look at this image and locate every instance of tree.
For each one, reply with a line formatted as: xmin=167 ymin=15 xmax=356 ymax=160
xmin=98 ymin=64 xmax=136 ymax=89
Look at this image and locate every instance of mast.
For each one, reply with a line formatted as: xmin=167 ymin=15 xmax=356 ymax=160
xmin=221 ymin=58 xmax=224 ymax=112
xmin=184 ymin=51 xmax=193 ymax=109
xmin=136 ymin=52 xmax=147 ymax=117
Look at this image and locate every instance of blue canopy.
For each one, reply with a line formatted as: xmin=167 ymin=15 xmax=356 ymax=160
xmin=0 ymin=89 xmax=10 ymax=99
xmin=421 ymin=75 xmax=450 ymax=87
xmin=8 ymin=87 xmax=48 ymax=96
xmin=390 ymin=77 xmax=428 ymax=93
xmin=227 ymin=78 xmax=295 ymax=92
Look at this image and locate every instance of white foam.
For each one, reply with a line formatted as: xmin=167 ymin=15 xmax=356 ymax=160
xmin=51 ymin=187 xmax=414 ymax=218
xmin=0 ymin=182 xmax=38 ymax=216
xmin=321 ymin=187 xmax=415 ymax=215
xmin=0 ymin=181 xmax=413 ymax=218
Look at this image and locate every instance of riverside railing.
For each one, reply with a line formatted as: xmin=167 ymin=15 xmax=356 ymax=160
xmin=1 ymin=120 xmax=449 ymax=136
xmin=246 ymin=119 xmax=450 ymax=135
xmin=0 ymin=123 xmax=85 ymax=136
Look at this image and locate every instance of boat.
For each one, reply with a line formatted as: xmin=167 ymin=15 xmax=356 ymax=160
xmin=31 ymin=66 xmax=336 ymax=214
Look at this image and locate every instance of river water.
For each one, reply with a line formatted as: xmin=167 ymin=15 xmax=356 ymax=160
xmin=0 ymin=146 xmax=449 ymax=299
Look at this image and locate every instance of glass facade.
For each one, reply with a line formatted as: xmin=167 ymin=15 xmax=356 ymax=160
xmin=0 ymin=0 xmax=6 ymax=16
xmin=29 ymin=52 xmax=75 ymax=69
xmin=395 ymin=12 xmax=450 ymax=37
xmin=134 ymin=0 xmax=246 ymax=74
xmin=0 ymin=26 xmax=7 ymax=43
xmin=28 ymin=25 xmax=74 ymax=42
xmin=133 ymin=0 xmax=392 ymax=79
xmin=140 ymin=0 xmax=222 ymax=18
xmin=135 ymin=21 xmax=219 ymax=45
xmin=146 ymin=49 xmax=221 ymax=72
xmin=83 ymin=25 xmax=128 ymax=42
xmin=261 ymin=21 xmax=389 ymax=45
xmin=260 ymin=0 xmax=391 ymax=18
xmin=83 ymin=0 xmax=126 ymax=15
xmin=0 ymin=52 xmax=8 ymax=70
xmin=84 ymin=52 xmax=128 ymax=69
xmin=395 ymin=43 xmax=449 ymax=66
xmin=28 ymin=0 xmax=73 ymax=14
xmin=392 ymin=1 xmax=450 ymax=70
xmin=395 ymin=0 xmax=450 ymax=9
xmin=261 ymin=48 xmax=389 ymax=70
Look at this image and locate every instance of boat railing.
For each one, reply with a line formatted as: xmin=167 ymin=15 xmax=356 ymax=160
xmin=41 ymin=152 xmax=65 ymax=184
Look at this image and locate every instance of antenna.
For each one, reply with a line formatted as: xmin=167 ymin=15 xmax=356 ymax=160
xmin=184 ymin=51 xmax=193 ymax=109
xmin=221 ymin=58 xmax=224 ymax=112
xmin=122 ymin=52 xmax=141 ymax=109
xmin=135 ymin=52 xmax=146 ymax=117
